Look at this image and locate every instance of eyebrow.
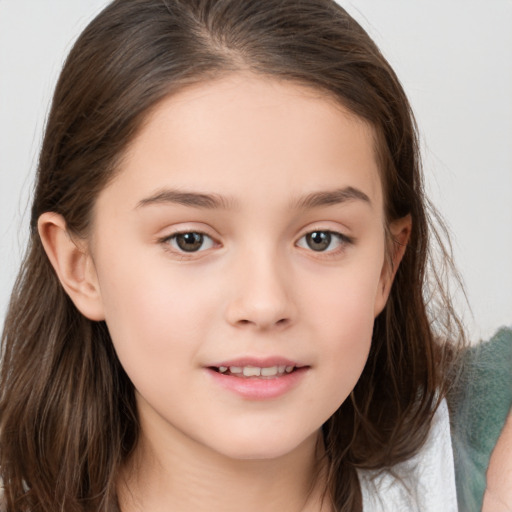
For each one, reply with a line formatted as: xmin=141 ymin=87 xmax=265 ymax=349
xmin=292 ymin=187 xmax=372 ymax=209
xmin=136 ymin=189 xmax=235 ymax=210
xmin=136 ymin=186 xmax=371 ymax=210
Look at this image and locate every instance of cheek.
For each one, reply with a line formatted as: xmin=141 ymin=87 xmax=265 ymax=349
xmin=300 ymin=254 xmax=381 ymax=336
xmin=316 ymin=300 xmax=374 ymax=403
xmin=298 ymin=259 xmax=382 ymax=402
xmin=94 ymin=253 xmax=216 ymax=374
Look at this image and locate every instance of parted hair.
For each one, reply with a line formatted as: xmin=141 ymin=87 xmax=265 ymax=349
xmin=0 ymin=1 xmax=463 ymax=510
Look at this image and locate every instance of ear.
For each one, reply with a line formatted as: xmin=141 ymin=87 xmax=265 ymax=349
xmin=374 ymin=214 xmax=412 ymax=317
xmin=38 ymin=212 xmax=105 ymax=321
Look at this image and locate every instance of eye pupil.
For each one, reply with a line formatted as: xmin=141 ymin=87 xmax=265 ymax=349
xmin=176 ymin=232 xmax=204 ymax=252
xmin=306 ymin=231 xmax=331 ymax=251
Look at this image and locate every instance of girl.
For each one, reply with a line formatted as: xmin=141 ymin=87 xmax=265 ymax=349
xmin=0 ymin=1 xmax=464 ymax=510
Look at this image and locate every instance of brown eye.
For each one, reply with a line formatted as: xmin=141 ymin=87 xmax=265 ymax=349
xmin=305 ymin=231 xmax=331 ymax=251
xmin=166 ymin=232 xmax=215 ymax=253
xmin=296 ymin=230 xmax=350 ymax=253
xmin=176 ymin=232 xmax=204 ymax=252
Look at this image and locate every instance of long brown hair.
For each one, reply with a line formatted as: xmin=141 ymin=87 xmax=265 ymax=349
xmin=0 ymin=1 xmax=464 ymax=510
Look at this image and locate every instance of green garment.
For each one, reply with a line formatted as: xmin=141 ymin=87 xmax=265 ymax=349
xmin=450 ymin=327 xmax=512 ymax=512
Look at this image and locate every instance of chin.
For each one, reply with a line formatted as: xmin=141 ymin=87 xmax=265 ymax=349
xmin=209 ymin=429 xmax=320 ymax=462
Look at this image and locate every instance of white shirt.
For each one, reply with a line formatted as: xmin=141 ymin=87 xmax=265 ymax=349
xmin=358 ymin=400 xmax=458 ymax=512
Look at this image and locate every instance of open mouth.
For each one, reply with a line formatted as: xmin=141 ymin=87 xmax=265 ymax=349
xmin=207 ymin=362 xmax=308 ymax=399
xmin=209 ymin=365 xmax=300 ymax=378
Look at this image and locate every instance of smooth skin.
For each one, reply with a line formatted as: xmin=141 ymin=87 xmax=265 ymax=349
xmin=39 ymin=74 xmax=411 ymax=512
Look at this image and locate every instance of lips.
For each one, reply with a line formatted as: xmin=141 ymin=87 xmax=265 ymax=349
xmin=208 ymin=357 xmax=304 ymax=378
xmin=206 ymin=357 xmax=308 ymax=399
xmin=216 ymin=364 xmax=295 ymax=377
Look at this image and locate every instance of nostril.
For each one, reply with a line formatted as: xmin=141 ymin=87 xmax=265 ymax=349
xmin=235 ymin=317 xmax=290 ymax=328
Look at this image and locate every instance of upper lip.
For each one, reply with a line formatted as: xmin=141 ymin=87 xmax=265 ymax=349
xmin=207 ymin=357 xmax=306 ymax=368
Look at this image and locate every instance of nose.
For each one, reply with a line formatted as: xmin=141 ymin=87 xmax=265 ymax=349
xmin=224 ymin=248 xmax=296 ymax=331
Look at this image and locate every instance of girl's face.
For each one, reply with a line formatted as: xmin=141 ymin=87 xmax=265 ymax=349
xmin=87 ymin=74 xmax=403 ymax=460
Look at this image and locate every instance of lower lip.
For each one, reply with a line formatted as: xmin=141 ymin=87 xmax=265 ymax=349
xmin=206 ymin=368 xmax=308 ymax=400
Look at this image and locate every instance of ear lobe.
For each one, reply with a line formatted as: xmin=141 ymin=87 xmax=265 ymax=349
xmin=38 ymin=212 xmax=105 ymax=321
xmin=374 ymin=214 xmax=412 ymax=317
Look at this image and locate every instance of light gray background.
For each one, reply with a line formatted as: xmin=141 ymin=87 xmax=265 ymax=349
xmin=1 ymin=1 xmax=511 ymax=342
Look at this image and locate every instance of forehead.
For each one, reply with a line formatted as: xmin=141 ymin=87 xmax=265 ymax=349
xmin=102 ymin=73 xmax=383 ymax=213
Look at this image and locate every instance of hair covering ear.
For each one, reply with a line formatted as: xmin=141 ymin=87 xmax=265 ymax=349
xmin=38 ymin=212 xmax=105 ymax=321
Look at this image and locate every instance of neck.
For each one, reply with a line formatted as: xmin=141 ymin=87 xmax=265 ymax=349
xmin=118 ymin=415 xmax=331 ymax=512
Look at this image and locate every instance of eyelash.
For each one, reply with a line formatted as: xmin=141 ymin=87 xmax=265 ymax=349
xmin=160 ymin=230 xmax=217 ymax=255
xmin=296 ymin=229 xmax=353 ymax=256
xmin=159 ymin=228 xmax=353 ymax=257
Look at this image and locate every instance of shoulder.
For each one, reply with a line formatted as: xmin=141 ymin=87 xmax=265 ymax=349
xmin=358 ymin=400 xmax=458 ymax=512
xmin=454 ymin=326 xmax=512 ymax=417
xmin=450 ymin=327 xmax=512 ymax=512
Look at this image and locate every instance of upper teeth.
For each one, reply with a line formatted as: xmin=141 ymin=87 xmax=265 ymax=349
xmin=218 ymin=365 xmax=295 ymax=377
